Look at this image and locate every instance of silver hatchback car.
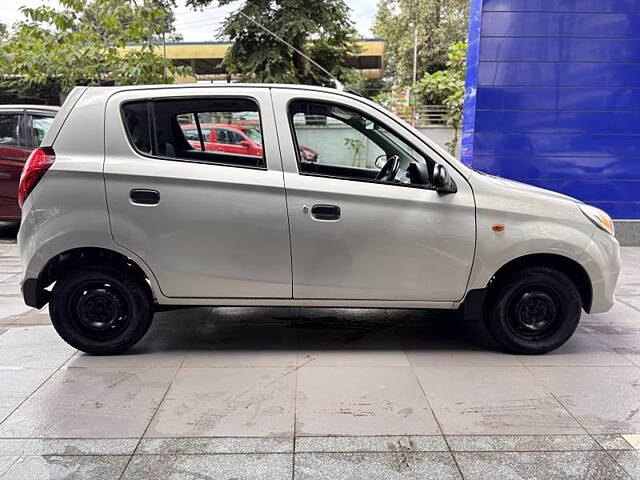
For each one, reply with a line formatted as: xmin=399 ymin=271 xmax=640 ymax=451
xmin=17 ymin=84 xmax=620 ymax=355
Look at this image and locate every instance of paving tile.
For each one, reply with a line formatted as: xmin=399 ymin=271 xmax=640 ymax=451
xmin=396 ymin=323 xmax=523 ymax=367
xmin=447 ymin=434 xmax=599 ymax=452
xmin=121 ymin=453 xmax=292 ymax=480
xmin=0 ymin=367 xmax=176 ymax=438
xmin=415 ymin=366 xmax=584 ymax=435
xmin=530 ymin=366 xmax=640 ymax=434
xmin=0 ymin=438 xmax=138 ymax=456
xmin=454 ymin=451 xmax=630 ymax=479
xmin=582 ymin=301 xmax=640 ymax=326
xmin=624 ymin=435 xmax=640 ymax=450
xmin=295 ymin=435 xmax=448 ymax=453
xmin=581 ymin=324 xmax=640 ymax=367
xmin=296 ymin=366 xmax=440 ymax=436
xmin=146 ymin=367 xmax=296 ymax=437
xmin=595 ymin=434 xmax=636 ymax=451
xmin=296 ymin=324 xmax=409 ymax=367
xmin=0 ymin=455 xmax=130 ymax=480
xmin=0 ymin=368 xmax=55 ymax=423
xmin=0 ymin=297 xmax=32 ymax=323
xmin=294 ymin=452 xmax=462 ymax=480
xmin=0 ymin=326 xmax=75 ymax=369
xmin=516 ymin=329 xmax=634 ymax=367
xmin=612 ymin=450 xmax=640 ymax=479
xmin=7 ymin=309 xmax=51 ymax=326
xmin=183 ymin=323 xmax=298 ymax=367
xmin=136 ymin=436 xmax=293 ymax=454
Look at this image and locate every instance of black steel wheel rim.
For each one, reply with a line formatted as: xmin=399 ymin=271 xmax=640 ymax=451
xmin=67 ymin=281 xmax=132 ymax=340
xmin=505 ymin=284 xmax=563 ymax=341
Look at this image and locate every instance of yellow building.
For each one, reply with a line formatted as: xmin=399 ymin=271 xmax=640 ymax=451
xmin=126 ymin=39 xmax=384 ymax=83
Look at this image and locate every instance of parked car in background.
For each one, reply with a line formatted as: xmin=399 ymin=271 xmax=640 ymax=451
xmin=17 ymin=85 xmax=619 ymax=356
xmin=180 ymin=123 xmax=318 ymax=162
xmin=0 ymin=105 xmax=58 ymax=221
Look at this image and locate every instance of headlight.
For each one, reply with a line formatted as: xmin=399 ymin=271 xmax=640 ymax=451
xmin=579 ymin=204 xmax=615 ymax=236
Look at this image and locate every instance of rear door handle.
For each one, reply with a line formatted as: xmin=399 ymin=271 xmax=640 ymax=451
xmin=130 ymin=189 xmax=160 ymax=206
xmin=311 ymin=204 xmax=341 ymax=221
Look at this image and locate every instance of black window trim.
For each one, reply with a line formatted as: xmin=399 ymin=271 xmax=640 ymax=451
xmin=286 ymin=98 xmax=439 ymax=192
xmin=120 ymin=95 xmax=268 ymax=171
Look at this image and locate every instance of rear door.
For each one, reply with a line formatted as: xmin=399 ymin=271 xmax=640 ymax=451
xmin=0 ymin=111 xmax=29 ymax=220
xmin=104 ymin=88 xmax=292 ymax=299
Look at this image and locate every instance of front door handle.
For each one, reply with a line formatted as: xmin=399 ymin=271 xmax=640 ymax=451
xmin=130 ymin=189 xmax=160 ymax=206
xmin=311 ymin=204 xmax=341 ymax=221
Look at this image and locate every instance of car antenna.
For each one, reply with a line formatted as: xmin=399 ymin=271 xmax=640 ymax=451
xmin=237 ymin=11 xmax=349 ymax=92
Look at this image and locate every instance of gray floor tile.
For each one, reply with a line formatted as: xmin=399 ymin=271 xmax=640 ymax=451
xmin=121 ymin=453 xmax=292 ymax=480
xmin=297 ymin=325 xmax=410 ymax=367
xmin=454 ymin=451 xmax=630 ymax=479
xmin=0 ymin=455 xmax=130 ymax=480
xmin=146 ymin=367 xmax=296 ymax=437
xmin=594 ymin=434 xmax=636 ymax=451
xmin=295 ymin=435 xmax=448 ymax=453
xmin=516 ymin=329 xmax=634 ymax=366
xmin=296 ymin=366 xmax=440 ymax=436
xmin=0 ymin=438 xmax=138 ymax=456
xmin=0 ymin=368 xmax=55 ymax=423
xmin=530 ymin=366 xmax=640 ymax=433
xmin=447 ymin=434 xmax=599 ymax=452
xmin=0 ymin=367 xmax=176 ymax=438
xmin=611 ymin=450 xmax=640 ymax=480
xmin=582 ymin=301 xmax=640 ymax=326
xmin=0 ymin=326 xmax=75 ymax=369
xmin=136 ymin=436 xmax=293 ymax=454
xmin=183 ymin=323 xmax=298 ymax=367
xmin=415 ymin=366 xmax=584 ymax=435
xmin=581 ymin=324 xmax=640 ymax=367
xmin=294 ymin=452 xmax=462 ymax=480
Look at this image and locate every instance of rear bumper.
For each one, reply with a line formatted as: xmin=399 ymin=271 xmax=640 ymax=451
xmin=580 ymin=229 xmax=620 ymax=314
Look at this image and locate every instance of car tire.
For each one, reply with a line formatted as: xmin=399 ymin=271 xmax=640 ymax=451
xmin=49 ymin=263 xmax=153 ymax=355
xmin=484 ymin=266 xmax=581 ymax=354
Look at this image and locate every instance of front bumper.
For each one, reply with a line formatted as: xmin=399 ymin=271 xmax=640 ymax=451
xmin=580 ymin=228 xmax=620 ymax=314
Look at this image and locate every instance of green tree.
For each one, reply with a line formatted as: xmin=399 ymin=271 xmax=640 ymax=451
xmin=413 ymin=41 xmax=466 ymax=155
xmin=0 ymin=0 xmax=190 ymax=101
xmin=373 ymin=0 xmax=468 ymax=88
xmin=186 ymin=0 xmax=361 ymax=87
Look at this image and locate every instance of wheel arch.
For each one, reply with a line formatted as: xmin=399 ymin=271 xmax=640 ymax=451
xmin=27 ymin=247 xmax=155 ymax=309
xmin=489 ymin=253 xmax=593 ymax=313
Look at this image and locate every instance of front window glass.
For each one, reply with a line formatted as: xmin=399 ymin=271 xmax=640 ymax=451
xmin=289 ymin=100 xmax=433 ymax=187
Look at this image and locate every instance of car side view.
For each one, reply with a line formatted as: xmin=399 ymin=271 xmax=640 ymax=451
xmin=0 ymin=105 xmax=58 ymax=221
xmin=17 ymin=84 xmax=620 ymax=355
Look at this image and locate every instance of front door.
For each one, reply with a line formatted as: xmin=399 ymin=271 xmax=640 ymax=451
xmin=104 ymin=88 xmax=292 ymax=299
xmin=271 ymin=90 xmax=476 ymax=302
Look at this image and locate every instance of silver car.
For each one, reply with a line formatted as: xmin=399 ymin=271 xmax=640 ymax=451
xmin=17 ymin=84 xmax=620 ymax=355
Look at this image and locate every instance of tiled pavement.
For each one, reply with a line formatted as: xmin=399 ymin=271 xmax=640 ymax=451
xmin=0 ymin=223 xmax=638 ymax=479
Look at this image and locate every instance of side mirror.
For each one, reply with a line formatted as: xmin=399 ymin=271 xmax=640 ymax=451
xmin=240 ymin=140 xmax=251 ymax=148
xmin=374 ymin=155 xmax=388 ymax=169
xmin=432 ymin=163 xmax=457 ymax=193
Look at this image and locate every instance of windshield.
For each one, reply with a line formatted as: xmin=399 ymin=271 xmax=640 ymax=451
xmin=245 ymin=127 xmax=262 ymax=145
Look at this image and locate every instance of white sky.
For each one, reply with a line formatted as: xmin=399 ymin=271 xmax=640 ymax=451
xmin=0 ymin=0 xmax=377 ymax=40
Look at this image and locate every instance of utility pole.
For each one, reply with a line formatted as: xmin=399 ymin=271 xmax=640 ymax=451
xmin=162 ymin=31 xmax=167 ymax=80
xmin=411 ymin=22 xmax=418 ymax=126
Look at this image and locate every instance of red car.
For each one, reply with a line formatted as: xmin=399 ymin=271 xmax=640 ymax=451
xmin=180 ymin=123 xmax=318 ymax=162
xmin=0 ymin=105 xmax=58 ymax=221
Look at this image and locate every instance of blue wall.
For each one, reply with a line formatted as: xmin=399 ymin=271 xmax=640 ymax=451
xmin=462 ymin=0 xmax=640 ymax=219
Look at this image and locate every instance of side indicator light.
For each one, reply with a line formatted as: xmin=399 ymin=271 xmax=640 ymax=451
xmin=492 ymin=223 xmax=505 ymax=232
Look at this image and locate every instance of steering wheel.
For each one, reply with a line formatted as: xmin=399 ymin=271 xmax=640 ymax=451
xmin=375 ymin=154 xmax=401 ymax=182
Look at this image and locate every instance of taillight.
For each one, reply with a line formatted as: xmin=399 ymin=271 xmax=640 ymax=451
xmin=18 ymin=147 xmax=55 ymax=208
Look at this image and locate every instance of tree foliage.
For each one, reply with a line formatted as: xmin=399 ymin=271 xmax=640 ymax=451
xmin=373 ymin=0 xmax=468 ymax=87
xmin=413 ymin=41 xmax=466 ymax=154
xmin=0 ymin=0 xmax=190 ymax=99
xmin=186 ymin=0 xmax=362 ymax=87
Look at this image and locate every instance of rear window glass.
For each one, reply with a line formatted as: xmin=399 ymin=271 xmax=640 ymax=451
xmin=31 ymin=115 xmax=55 ymax=147
xmin=0 ymin=114 xmax=20 ymax=146
xmin=122 ymin=98 xmax=264 ymax=169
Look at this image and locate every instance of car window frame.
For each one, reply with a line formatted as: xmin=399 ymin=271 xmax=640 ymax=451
xmin=120 ymin=95 xmax=268 ymax=171
xmin=286 ymin=98 xmax=438 ymax=191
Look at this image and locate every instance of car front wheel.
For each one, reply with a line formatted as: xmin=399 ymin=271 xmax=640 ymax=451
xmin=49 ymin=264 xmax=153 ymax=355
xmin=484 ymin=266 xmax=582 ymax=354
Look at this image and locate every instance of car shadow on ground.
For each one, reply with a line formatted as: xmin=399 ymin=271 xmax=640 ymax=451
xmin=119 ymin=306 xmax=501 ymax=356
xmin=0 ymin=222 xmax=19 ymax=241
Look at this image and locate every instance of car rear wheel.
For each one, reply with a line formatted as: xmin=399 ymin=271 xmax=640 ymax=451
xmin=50 ymin=264 xmax=153 ymax=355
xmin=484 ymin=266 xmax=581 ymax=354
